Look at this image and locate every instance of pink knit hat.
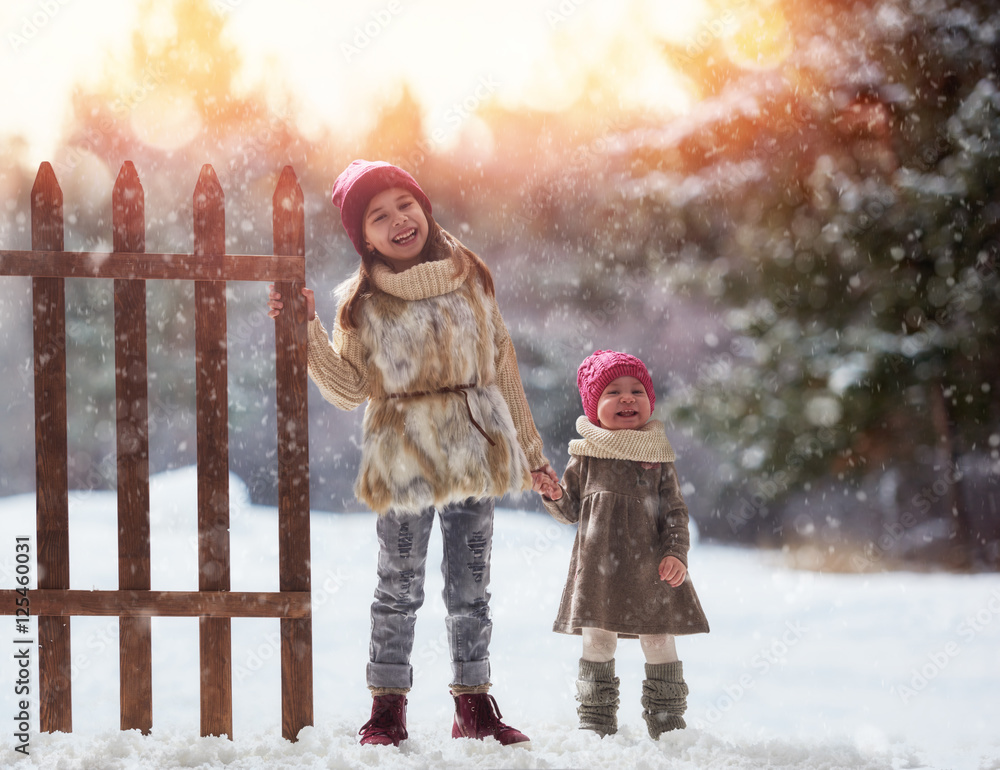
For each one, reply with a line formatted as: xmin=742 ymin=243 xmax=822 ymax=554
xmin=331 ymin=160 xmax=432 ymax=256
xmin=577 ymin=350 xmax=656 ymax=425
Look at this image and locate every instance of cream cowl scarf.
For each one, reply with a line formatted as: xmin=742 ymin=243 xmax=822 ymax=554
xmin=568 ymin=415 xmax=676 ymax=464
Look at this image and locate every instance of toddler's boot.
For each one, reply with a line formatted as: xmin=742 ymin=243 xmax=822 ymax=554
xmin=575 ymin=658 xmax=620 ymax=737
xmin=358 ymin=692 xmax=408 ymax=746
xmin=641 ymin=661 xmax=688 ymax=740
xmin=451 ymin=688 xmax=531 ymax=746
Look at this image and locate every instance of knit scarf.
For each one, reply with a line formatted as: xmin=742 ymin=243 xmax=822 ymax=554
xmin=334 ymin=227 xmax=476 ymax=307
xmin=372 ymin=225 xmax=482 ymax=299
xmin=568 ymin=415 xmax=676 ymax=464
xmin=370 ymin=244 xmax=470 ymax=300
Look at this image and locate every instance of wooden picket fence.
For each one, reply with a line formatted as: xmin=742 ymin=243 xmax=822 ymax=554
xmin=0 ymin=161 xmax=313 ymax=741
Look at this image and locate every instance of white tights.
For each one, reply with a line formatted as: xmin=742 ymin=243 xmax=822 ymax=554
xmin=581 ymin=627 xmax=678 ymax=665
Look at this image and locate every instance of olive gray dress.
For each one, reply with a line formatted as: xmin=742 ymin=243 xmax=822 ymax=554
xmin=543 ymin=453 xmax=710 ymax=638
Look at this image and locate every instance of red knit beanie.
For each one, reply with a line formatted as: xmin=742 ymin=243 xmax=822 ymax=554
xmin=331 ymin=160 xmax=432 ymax=256
xmin=577 ymin=350 xmax=656 ymax=426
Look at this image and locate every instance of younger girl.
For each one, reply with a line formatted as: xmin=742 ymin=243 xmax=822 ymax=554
xmin=537 ymin=350 xmax=710 ymax=740
xmin=268 ymin=160 xmax=558 ymax=747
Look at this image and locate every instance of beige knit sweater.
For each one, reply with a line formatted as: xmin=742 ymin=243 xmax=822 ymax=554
xmin=306 ymin=255 xmax=547 ymax=474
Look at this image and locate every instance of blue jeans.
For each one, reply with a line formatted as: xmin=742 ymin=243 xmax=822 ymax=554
xmin=367 ymin=497 xmax=494 ymax=690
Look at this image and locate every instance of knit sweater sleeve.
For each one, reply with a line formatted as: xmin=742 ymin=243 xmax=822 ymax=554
xmin=492 ymin=302 xmax=547 ymax=471
xmin=306 ymin=313 xmax=370 ymax=411
xmin=657 ymin=462 xmax=691 ymax=567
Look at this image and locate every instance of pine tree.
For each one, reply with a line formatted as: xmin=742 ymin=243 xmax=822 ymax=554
xmin=614 ymin=0 xmax=1000 ymax=567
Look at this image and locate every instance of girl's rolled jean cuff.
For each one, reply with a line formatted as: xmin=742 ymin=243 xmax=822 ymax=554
xmin=366 ymin=659 xmax=490 ymax=692
xmin=450 ymin=658 xmax=491 ymax=690
xmin=367 ymin=661 xmax=414 ymax=691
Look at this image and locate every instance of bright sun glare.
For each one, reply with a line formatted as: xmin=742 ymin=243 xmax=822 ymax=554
xmin=130 ymin=88 xmax=204 ymax=151
xmin=1 ymin=0 xmax=793 ymax=161
xmin=224 ymin=0 xmax=790 ymax=145
xmin=723 ymin=2 xmax=794 ymax=70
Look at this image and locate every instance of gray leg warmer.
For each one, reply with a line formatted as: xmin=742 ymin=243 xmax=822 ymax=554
xmin=641 ymin=661 xmax=688 ymax=739
xmin=576 ymin=658 xmax=620 ymax=737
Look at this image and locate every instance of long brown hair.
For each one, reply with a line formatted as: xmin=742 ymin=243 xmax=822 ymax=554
xmin=337 ymin=207 xmax=495 ymax=331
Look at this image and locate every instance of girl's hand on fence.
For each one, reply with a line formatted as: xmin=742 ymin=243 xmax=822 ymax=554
xmin=268 ymin=284 xmax=315 ymax=321
xmin=658 ymin=556 xmax=686 ymax=587
xmin=301 ymin=286 xmax=315 ymax=320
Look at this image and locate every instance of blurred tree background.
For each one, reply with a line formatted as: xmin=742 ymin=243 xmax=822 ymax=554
xmin=1 ymin=0 xmax=997 ymax=571
xmin=614 ymin=0 xmax=1000 ymax=570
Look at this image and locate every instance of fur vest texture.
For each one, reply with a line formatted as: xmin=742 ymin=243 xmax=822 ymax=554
xmin=350 ymin=259 xmax=532 ymax=514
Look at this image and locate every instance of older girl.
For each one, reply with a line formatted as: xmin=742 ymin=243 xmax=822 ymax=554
xmin=268 ymin=160 xmax=556 ymax=747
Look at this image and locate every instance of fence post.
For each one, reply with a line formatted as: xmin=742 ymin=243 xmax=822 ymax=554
xmin=112 ymin=160 xmax=153 ymax=734
xmin=31 ymin=161 xmax=73 ymax=733
xmin=272 ymin=166 xmax=313 ymax=741
xmin=193 ymin=164 xmax=233 ymax=738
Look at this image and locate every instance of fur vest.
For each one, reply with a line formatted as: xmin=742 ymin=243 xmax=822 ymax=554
xmin=351 ymin=255 xmax=532 ymax=514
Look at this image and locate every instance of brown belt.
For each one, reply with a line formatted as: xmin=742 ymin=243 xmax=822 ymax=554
xmin=387 ymin=382 xmax=496 ymax=447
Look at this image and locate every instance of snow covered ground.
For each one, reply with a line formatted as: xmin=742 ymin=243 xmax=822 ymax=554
xmin=2 ymin=467 xmax=999 ymax=769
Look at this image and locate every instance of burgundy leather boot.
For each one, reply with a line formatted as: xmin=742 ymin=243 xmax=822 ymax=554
xmin=451 ymin=692 xmax=530 ymax=746
xmin=358 ymin=694 xmax=408 ymax=746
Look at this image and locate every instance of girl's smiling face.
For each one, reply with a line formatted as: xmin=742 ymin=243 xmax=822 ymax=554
xmin=363 ymin=186 xmax=429 ymax=272
xmin=596 ymin=376 xmax=652 ymax=430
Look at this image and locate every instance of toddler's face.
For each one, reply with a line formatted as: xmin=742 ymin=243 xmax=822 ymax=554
xmin=363 ymin=186 xmax=429 ymax=270
xmin=596 ymin=376 xmax=651 ymax=430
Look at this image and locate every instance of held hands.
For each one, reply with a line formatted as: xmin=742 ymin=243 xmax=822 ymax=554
xmin=267 ymin=284 xmax=316 ymax=322
xmin=531 ymin=464 xmax=562 ymax=500
xmin=658 ymin=556 xmax=686 ymax=587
